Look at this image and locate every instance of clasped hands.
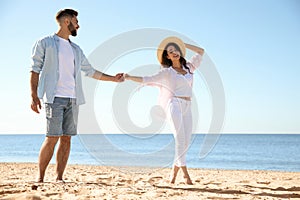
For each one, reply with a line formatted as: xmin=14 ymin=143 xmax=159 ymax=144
xmin=113 ymin=73 xmax=131 ymax=82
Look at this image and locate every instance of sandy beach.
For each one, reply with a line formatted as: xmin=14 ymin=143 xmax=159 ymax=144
xmin=0 ymin=163 xmax=299 ymax=200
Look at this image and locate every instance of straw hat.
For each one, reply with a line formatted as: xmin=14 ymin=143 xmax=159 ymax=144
xmin=157 ymin=36 xmax=186 ymax=64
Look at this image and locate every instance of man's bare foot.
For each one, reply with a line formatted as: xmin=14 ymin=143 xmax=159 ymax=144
xmin=36 ymin=177 xmax=43 ymax=183
xmin=56 ymin=179 xmax=65 ymax=183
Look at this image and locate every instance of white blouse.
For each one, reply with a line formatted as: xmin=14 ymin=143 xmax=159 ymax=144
xmin=142 ymin=53 xmax=202 ymax=115
xmin=170 ymin=67 xmax=193 ymax=97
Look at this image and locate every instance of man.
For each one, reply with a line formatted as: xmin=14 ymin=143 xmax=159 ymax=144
xmin=30 ymin=8 xmax=124 ymax=182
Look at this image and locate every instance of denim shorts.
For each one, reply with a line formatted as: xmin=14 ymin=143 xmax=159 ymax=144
xmin=45 ymin=97 xmax=79 ymax=136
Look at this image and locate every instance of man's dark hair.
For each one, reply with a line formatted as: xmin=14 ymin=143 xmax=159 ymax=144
xmin=56 ymin=9 xmax=78 ymax=21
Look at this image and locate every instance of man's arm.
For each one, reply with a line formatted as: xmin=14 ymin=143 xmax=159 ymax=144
xmin=30 ymin=71 xmax=42 ymax=113
xmin=92 ymin=70 xmax=124 ymax=82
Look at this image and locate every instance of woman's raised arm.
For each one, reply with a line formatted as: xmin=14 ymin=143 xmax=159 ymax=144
xmin=184 ymin=43 xmax=205 ymax=56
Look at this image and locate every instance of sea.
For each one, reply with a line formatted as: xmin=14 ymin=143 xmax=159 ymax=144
xmin=0 ymin=134 xmax=299 ymax=172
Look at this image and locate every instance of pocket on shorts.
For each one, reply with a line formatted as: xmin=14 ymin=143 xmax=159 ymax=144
xmin=45 ymin=104 xmax=52 ymax=118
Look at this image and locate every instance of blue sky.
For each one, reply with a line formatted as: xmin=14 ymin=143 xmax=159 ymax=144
xmin=0 ymin=0 xmax=299 ymax=134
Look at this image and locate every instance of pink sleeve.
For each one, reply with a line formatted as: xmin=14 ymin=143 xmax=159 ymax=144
xmin=188 ymin=53 xmax=202 ymax=73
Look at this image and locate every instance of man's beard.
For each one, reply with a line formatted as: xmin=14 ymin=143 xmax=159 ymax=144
xmin=68 ymin=23 xmax=77 ymax=36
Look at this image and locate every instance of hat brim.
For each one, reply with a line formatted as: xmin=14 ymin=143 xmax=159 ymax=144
xmin=157 ymin=36 xmax=186 ymax=64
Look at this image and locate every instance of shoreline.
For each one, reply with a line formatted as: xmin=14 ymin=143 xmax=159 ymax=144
xmin=1 ymin=161 xmax=299 ymax=173
xmin=1 ymin=163 xmax=300 ymax=199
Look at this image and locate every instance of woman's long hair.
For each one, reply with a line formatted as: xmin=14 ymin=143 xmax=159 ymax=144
xmin=160 ymin=42 xmax=192 ymax=74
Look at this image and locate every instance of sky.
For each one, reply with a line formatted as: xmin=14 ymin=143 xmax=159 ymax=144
xmin=0 ymin=0 xmax=299 ymax=134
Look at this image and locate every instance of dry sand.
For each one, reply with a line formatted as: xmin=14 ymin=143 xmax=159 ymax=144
xmin=0 ymin=163 xmax=299 ymax=199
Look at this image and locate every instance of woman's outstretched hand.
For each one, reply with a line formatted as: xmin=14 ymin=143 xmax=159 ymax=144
xmin=123 ymin=73 xmax=130 ymax=80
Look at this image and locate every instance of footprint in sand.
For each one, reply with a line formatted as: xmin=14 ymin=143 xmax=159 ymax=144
xmin=7 ymin=194 xmax=42 ymax=200
xmin=203 ymin=181 xmax=222 ymax=186
xmin=133 ymin=177 xmax=143 ymax=184
xmin=194 ymin=178 xmax=202 ymax=183
xmin=256 ymin=181 xmax=271 ymax=185
xmin=147 ymin=176 xmax=163 ymax=186
xmin=273 ymin=186 xmax=300 ymax=191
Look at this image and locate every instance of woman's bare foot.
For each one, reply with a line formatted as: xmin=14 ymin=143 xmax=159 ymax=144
xmin=170 ymin=165 xmax=179 ymax=184
xmin=184 ymin=176 xmax=193 ymax=185
xmin=170 ymin=177 xmax=176 ymax=184
xmin=181 ymin=166 xmax=193 ymax=185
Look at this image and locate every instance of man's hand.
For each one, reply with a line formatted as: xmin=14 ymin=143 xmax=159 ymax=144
xmin=31 ymin=95 xmax=42 ymax=114
xmin=92 ymin=71 xmax=125 ymax=82
xmin=30 ymin=71 xmax=41 ymax=113
xmin=114 ymin=73 xmax=125 ymax=82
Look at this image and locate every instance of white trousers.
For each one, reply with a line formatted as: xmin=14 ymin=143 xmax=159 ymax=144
xmin=168 ymin=97 xmax=192 ymax=167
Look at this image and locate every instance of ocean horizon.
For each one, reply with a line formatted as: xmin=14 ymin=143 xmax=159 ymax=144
xmin=0 ymin=134 xmax=299 ymax=172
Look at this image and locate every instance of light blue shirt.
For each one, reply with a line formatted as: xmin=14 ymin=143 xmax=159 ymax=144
xmin=30 ymin=34 xmax=96 ymax=105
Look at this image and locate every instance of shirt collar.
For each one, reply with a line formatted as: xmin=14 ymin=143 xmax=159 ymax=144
xmin=53 ymin=33 xmax=72 ymax=43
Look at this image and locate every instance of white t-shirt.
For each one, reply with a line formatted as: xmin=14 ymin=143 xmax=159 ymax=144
xmin=55 ymin=37 xmax=76 ymax=98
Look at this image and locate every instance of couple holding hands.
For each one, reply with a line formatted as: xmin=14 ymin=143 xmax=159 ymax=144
xmin=30 ymin=9 xmax=204 ymax=185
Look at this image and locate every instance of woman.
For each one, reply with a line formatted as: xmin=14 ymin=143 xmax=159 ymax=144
xmin=125 ymin=36 xmax=204 ymax=184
